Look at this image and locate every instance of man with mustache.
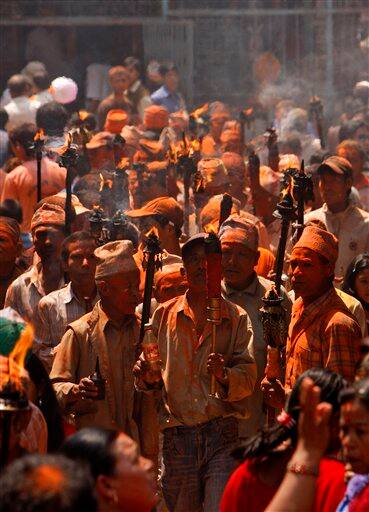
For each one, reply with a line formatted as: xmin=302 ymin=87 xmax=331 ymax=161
xmin=134 ymin=233 xmax=256 ymax=512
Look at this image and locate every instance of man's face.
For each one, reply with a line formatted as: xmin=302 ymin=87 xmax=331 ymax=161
xmin=164 ymin=70 xmax=179 ymax=92
xmin=183 ymin=243 xmax=207 ymax=293
xmin=226 ymin=166 xmax=244 ymax=192
xmin=210 ymin=118 xmax=226 ymax=139
xmin=318 ymin=171 xmax=351 ymax=210
xmin=221 ymin=240 xmax=258 ymax=289
xmin=337 ymin=147 xmax=364 ymax=176
xmin=63 ymin=240 xmax=97 ymax=286
xmin=340 ymin=400 xmax=369 ymax=474
xmin=126 ymin=65 xmax=139 ymax=86
xmin=99 ymin=269 xmax=140 ymax=315
xmin=107 ymin=433 xmax=158 ymax=510
xmin=110 ymin=73 xmax=129 ymax=95
xmin=32 ymin=225 xmax=65 ymax=260
xmin=354 ymin=126 xmax=369 ymax=153
xmin=289 ymin=247 xmax=332 ymax=301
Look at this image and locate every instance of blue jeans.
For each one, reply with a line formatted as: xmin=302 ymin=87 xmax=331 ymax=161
xmin=161 ymin=416 xmax=238 ymax=512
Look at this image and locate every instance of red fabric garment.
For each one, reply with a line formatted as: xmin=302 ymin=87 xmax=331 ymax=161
xmin=220 ymin=458 xmax=346 ymax=512
xmin=350 ymin=484 xmax=369 ymax=512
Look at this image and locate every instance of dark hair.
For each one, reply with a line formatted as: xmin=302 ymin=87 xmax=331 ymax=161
xmin=36 ymin=101 xmax=69 ymax=136
xmin=32 ymin=71 xmax=50 ymax=91
xmin=234 ymin=368 xmax=347 ymax=461
xmin=7 ymin=74 xmax=31 ymax=96
xmin=0 ymin=107 xmax=9 ymax=129
xmin=159 ymin=62 xmax=178 ymax=77
xmin=61 ymin=231 xmax=96 ymax=261
xmin=342 ymin=253 xmax=369 ymax=302
xmin=124 ymin=56 xmax=141 ymax=74
xmin=344 ymin=119 xmax=369 ymax=139
xmin=25 ymin=354 xmax=65 ymax=452
xmin=0 ymin=199 xmax=23 ymax=224
xmin=340 ymin=377 xmax=369 ymax=411
xmin=114 ymin=220 xmax=140 ymax=249
xmin=8 ymin=122 xmax=37 ymax=157
xmin=0 ymin=454 xmax=96 ymax=512
xmin=181 ymin=235 xmax=206 ymax=262
xmin=68 ymin=111 xmax=96 ymax=132
xmin=60 ymin=427 xmax=119 ymax=480
xmin=279 ymin=135 xmax=302 ymax=156
xmin=155 ymin=213 xmax=182 ymax=239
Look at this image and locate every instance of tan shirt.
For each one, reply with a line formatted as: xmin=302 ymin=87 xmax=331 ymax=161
xmin=305 ymin=203 xmax=369 ymax=281
xmin=50 ymin=302 xmax=140 ymax=440
xmin=37 ymin=283 xmax=99 ymax=372
xmin=222 ymin=275 xmax=292 ymax=437
xmin=137 ymin=293 xmax=257 ymax=430
xmin=4 ymin=263 xmax=64 ymax=337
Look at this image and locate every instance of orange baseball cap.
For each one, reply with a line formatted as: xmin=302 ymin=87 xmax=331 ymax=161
xmin=126 ymin=196 xmax=184 ymax=228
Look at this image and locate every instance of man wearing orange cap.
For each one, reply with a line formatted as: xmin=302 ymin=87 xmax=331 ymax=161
xmin=219 ymin=215 xmax=291 ymax=436
xmin=126 ymin=196 xmax=184 ymax=256
xmin=97 ymin=66 xmax=132 ymax=130
xmin=0 ymin=216 xmax=23 ymax=308
xmin=142 ymin=104 xmax=169 ymax=141
xmin=305 ymin=156 xmax=369 ymax=281
xmin=127 ymin=162 xmax=169 ymax=209
xmin=262 ymin=226 xmax=362 ymax=408
xmin=201 ymin=111 xmax=230 ymax=157
xmin=4 ymin=203 xmax=66 ymax=329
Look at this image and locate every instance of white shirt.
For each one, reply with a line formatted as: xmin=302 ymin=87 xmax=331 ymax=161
xmin=4 ymin=96 xmax=38 ymax=131
xmin=31 ymin=89 xmax=53 ymax=107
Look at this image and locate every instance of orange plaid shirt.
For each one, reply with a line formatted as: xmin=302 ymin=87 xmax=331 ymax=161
xmin=286 ymin=287 xmax=362 ymax=389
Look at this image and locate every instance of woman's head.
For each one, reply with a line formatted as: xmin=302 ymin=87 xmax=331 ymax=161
xmin=236 ymin=368 xmax=347 ymax=461
xmin=61 ymin=428 xmax=157 ymax=512
xmin=343 ymin=253 xmax=369 ymax=308
xmin=339 ymin=378 xmax=369 ymax=474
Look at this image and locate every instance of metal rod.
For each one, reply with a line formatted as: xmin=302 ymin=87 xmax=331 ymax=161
xmin=36 ymin=153 xmax=42 ymax=202
xmin=210 ymin=323 xmax=217 ymax=396
xmin=0 ymin=413 xmax=11 ymax=469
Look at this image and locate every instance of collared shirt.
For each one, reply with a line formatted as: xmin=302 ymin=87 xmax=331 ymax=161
xmin=222 ymin=275 xmax=291 ymax=436
xmin=4 ymin=95 xmax=38 ymax=131
xmin=150 ymin=85 xmax=186 ymax=114
xmin=4 ymin=263 xmax=64 ymax=337
xmin=286 ymin=287 xmax=362 ymax=389
xmin=125 ymin=80 xmax=152 ymax=120
xmin=305 ymin=203 xmax=369 ymax=281
xmin=138 ymin=293 xmax=256 ymax=430
xmin=51 ymin=302 xmax=140 ymax=438
xmin=37 ymin=282 xmax=99 ymax=371
xmin=1 ymin=157 xmax=67 ymax=232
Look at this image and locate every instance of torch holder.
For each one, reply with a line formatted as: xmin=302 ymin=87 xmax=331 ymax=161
xmin=207 ymin=297 xmax=222 ymax=325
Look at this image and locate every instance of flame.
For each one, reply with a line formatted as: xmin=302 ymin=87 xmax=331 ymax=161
xmin=281 ymin=180 xmax=294 ymax=199
xmin=204 ymin=222 xmax=219 ymax=235
xmin=79 ymin=110 xmax=89 ymax=121
xmin=242 ymin=107 xmax=254 ymax=117
xmin=191 ymin=103 xmax=209 ymax=119
xmin=117 ymin=157 xmax=130 ymax=170
xmin=34 ymin=128 xmax=45 ymax=141
xmin=145 ymin=226 xmax=159 ymax=238
xmin=0 ymin=324 xmax=33 ymax=393
xmin=99 ymin=173 xmax=113 ymax=192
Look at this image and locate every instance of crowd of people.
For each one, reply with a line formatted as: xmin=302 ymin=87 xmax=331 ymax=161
xmin=0 ymin=52 xmax=369 ymax=512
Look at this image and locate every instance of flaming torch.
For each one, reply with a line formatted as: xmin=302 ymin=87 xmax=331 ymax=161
xmin=204 ymin=229 xmax=222 ymax=396
xmin=291 ymin=160 xmax=314 ymax=243
xmin=32 ymin=129 xmax=45 ymax=202
xmin=56 ymin=132 xmax=79 ymax=235
xmin=139 ymin=228 xmax=163 ymax=347
xmin=0 ymin=315 xmax=33 ymax=469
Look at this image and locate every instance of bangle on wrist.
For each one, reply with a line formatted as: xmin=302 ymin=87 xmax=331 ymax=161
xmin=287 ymin=461 xmax=319 ymax=477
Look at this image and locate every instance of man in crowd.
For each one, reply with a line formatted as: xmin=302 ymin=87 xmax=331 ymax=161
xmin=134 ymin=234 xmax=256 ymax=511
xmin=1 ymin=123 xmax=66 ymax=234
xmin=50 ymin=241 xmax=142 ymax=440
xmin=0 ymin=216 xmax=23 ymax=308
xmin=4 ymin=74 xmax=36 ymax=131
xmin=123 ymin=56 xmax=152 ymax=121
xmin=337 ymin=139 xmax=369 ymax=210
xmin=37 ymin=231 xmax=98 ymax=371
xmin=97 ymin=66 xmax=132 ymax=130
xmin=305 ymin=155 xmax=369 ymax=281
xmin=151 ymin=63 xmax=186 ymax=114
xmin=5 ymin=203 xmax=66 ymax=329
xmin=263 ymin=225 xmax=362 ymax=408
xmin=220 ymin=215 xmax=291 ymax=436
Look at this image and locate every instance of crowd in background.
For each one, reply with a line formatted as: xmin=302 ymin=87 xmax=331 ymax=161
xmin=0 ymin=51 xmax=369 ymax=512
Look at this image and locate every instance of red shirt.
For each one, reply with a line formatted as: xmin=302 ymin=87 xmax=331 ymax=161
xmin=220 ymin=458 xmax=346 ymax=512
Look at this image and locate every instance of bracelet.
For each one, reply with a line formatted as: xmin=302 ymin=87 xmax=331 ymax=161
xmin=287 ymin=461 xmax=319 ymax=477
